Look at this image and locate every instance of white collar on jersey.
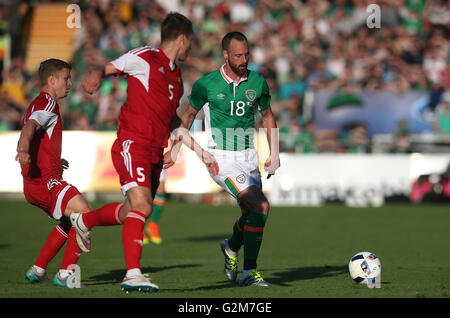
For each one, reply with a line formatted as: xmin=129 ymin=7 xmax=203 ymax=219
xmin=220 ymin=64 xmax=248 ymax=85
xmin=169 ymin=60 xmax=176 ymax=71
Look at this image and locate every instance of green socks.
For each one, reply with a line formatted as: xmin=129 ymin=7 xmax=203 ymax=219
xmin=149 ymin=193 xmax=165 ymax=223
xmin=243 ymin=212 xmax=268 ymax=270
xmin=228 ymin=212 xmax=268 ymax=270
xmin=228 ymin=216 xmax=247 ymax=252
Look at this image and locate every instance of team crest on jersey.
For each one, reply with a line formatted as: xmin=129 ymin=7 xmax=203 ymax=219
xmin=47 ymin=179 xmax=62 ymax=190
xmin=245 ymin=89 xmax=256 ymax=101
xmin=236 ymin=174 xmax=246 ymax=184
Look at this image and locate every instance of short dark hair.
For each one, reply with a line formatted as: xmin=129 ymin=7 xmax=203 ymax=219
xmin=222 ymin=31 xmax=248 ymax=51
xmin=38 ymin=58 xmax=71 ymax=86
xmin=160 ymin=12 xmax=193 ymax=43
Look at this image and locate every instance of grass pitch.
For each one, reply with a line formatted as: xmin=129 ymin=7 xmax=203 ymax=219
xmin=0 ymin=198 xmax=449 ymax=299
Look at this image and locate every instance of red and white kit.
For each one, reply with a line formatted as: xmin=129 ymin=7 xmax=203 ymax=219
xmin=21 ymin=92 xmax=80 ymax=220
xmin=109 ymin=46 xmax=184 ymax=196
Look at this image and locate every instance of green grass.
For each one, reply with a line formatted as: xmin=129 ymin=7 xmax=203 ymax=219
xmin=0 ymin=199 xmax=449 ymax=298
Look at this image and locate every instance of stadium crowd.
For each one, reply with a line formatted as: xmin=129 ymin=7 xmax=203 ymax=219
xmin=0 ymin=0 xmax=449 ymax=153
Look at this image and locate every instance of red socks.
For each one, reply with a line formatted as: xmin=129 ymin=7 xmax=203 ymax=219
xmin=60 ymin=227 xmax=82 ymax=270
xmin=122 ymin=210 xmax=147 ymax=271
xmin=34 ymin=203 xmax=124 ymax=273
xmin=36 ymin=204 xmax=145 ymax=274
xmin=34 ymin=225 xmax=68 ymax=269
xmin=34 ymin=226 xmax=82 ymax=271
xmin=81 ymin=202 xmax=123 ymax=228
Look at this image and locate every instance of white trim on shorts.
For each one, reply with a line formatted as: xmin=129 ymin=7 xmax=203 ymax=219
xmin=121 ymin=181 xmax=138 ymax=196
xmin=52 ymin=184 xmax=72 ymax=220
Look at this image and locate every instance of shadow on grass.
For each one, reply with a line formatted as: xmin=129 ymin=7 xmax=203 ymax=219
xmin=160 ymin=266 xmax=350 ymax=292
xmin=182 ymin=233 xmax=230 ymax=243
xmin=84 ymin=263 xmax=350 ymax=290
xmin=268 ymin=265 xmax=348 ymax=286
xmin=163 ymin=280 xmax=238 ymax=293
xmin=85 ymin=264 xmax=201 ymax=285
xmin=85 ymin=263 xmax=238 ymax=292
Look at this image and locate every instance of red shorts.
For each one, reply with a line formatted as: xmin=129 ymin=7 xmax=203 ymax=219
xmin=111 ymin=137 xmax=163 ymax=198
xmin=23 ymin=178 xmax=81 ymax=220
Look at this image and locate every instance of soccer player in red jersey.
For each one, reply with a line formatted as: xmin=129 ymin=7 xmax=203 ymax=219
xmin=16 ymin=59 xmax=94 ymax=287
xmin=72 ymin=12 xmax=218 ymax=293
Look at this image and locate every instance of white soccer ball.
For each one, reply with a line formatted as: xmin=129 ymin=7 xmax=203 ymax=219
xmin=348 ymin=251 xmax=381 ymax=285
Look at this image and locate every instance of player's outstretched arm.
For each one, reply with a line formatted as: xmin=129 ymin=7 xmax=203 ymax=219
xmin=82 ymin=63 xmax=118 ymax=94
xmin=260 ymin=107 xmax=280 ymax=178
xmin=16 ymin=119 xmax=41 ymax=165
xmin=164 ymin=107 xmax=219 ymax=175
xmin=165 ymin=106 xmax=198 ymax=166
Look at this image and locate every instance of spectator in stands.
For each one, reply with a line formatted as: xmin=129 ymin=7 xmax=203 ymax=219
xmin=229 ymin=0 xmax=254 ymax=24
xmin=433 ymin=92 xmax=450 ymax=134
xmin=0 ymin=6 xmax=8 ymax=85
xmin=315 ymin=128 xmax=340 ymax=153
xmin=297 ymin=120 xmax=317 ymax=153
xmin=279 ymin=69 xmax=306 ymax=101
xmin=70 ymin=112 xmax=91 ymax=130
xmin=410 ymin=162 xmax=450 ymax=203
xmin=389 ymin=118 xmax=413 ymax=153
xmin=410 ymin=174 xmax=433 ymax=203
xmin=67 ymin=89 xmax=98 ymax=128
xmin=306 ymin=58 xmax=336 ymax=89
xmin=96 ymin=79 xmax=124 ymax=131
xmin=423 ymin=43 xmax=447 ymax=86
xmin=442 ymin=163 xmax=450 ymax=198
xmin=340 ymin=123 xmax=370 ymax=153
xmin=0 ymin=90 xmax=21 ymax=131
xmin=2 ymin=0 xmax=449 ymax=156
xmin=279 ymin=118 xmax=301 ymax=153
xmin=0 ymin=65 xmax=27 ymax=110
xmin=424 ymin=0 xmax=450 ymax=26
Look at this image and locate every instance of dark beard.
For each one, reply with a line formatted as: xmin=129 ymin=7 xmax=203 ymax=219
xmin=228 ymin=59 xmax=247 ymax=77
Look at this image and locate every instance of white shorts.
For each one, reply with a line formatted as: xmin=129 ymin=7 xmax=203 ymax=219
xmin=208 ymin=148 xmax=262 ymax=197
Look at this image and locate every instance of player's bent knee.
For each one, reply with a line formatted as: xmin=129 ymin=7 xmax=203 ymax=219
xmin=240 ymin=198 xmax=269 ymax=215
xmin=238 ymin=187 xmax=269 ymax=215
xmin=260 ymin=200 xmax=270 ymax=215
xmin=64 ymin=194 xmax=91 ymax=216
xmin=126 ymin=186 xmax=153 ymax=217
xmin=129 ymin=197 xmax=153 ymax=217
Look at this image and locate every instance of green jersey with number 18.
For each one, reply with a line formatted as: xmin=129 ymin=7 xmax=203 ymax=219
xmin=188 ymin=64 xmax=271 ymax=151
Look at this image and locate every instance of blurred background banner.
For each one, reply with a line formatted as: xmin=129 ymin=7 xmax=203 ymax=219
xmin=270 ymin=152 xmax=450 ymax=207
xmin=313 ymin=90 xmax=434 ymax=136
xmin=2 ymin=131 xmax=448 ymax=207
xmin=0 ymin=131 xmax=269 ymax=194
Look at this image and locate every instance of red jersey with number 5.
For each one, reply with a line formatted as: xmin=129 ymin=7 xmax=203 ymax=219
xmin=110 ymin=46 xmax=183 ymax=148
xmin=20 ymin=92 xmax=63 ymax=182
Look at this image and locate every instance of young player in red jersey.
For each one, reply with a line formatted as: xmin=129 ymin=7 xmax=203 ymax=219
xmin=71 ymin=12 xmax=218 ymax=293
xmin=16 ymin=59 xmax=95 ymax=287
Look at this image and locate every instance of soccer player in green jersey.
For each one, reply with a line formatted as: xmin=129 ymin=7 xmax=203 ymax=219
xmin=169 ymin=31 xmax=280 ymax=286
